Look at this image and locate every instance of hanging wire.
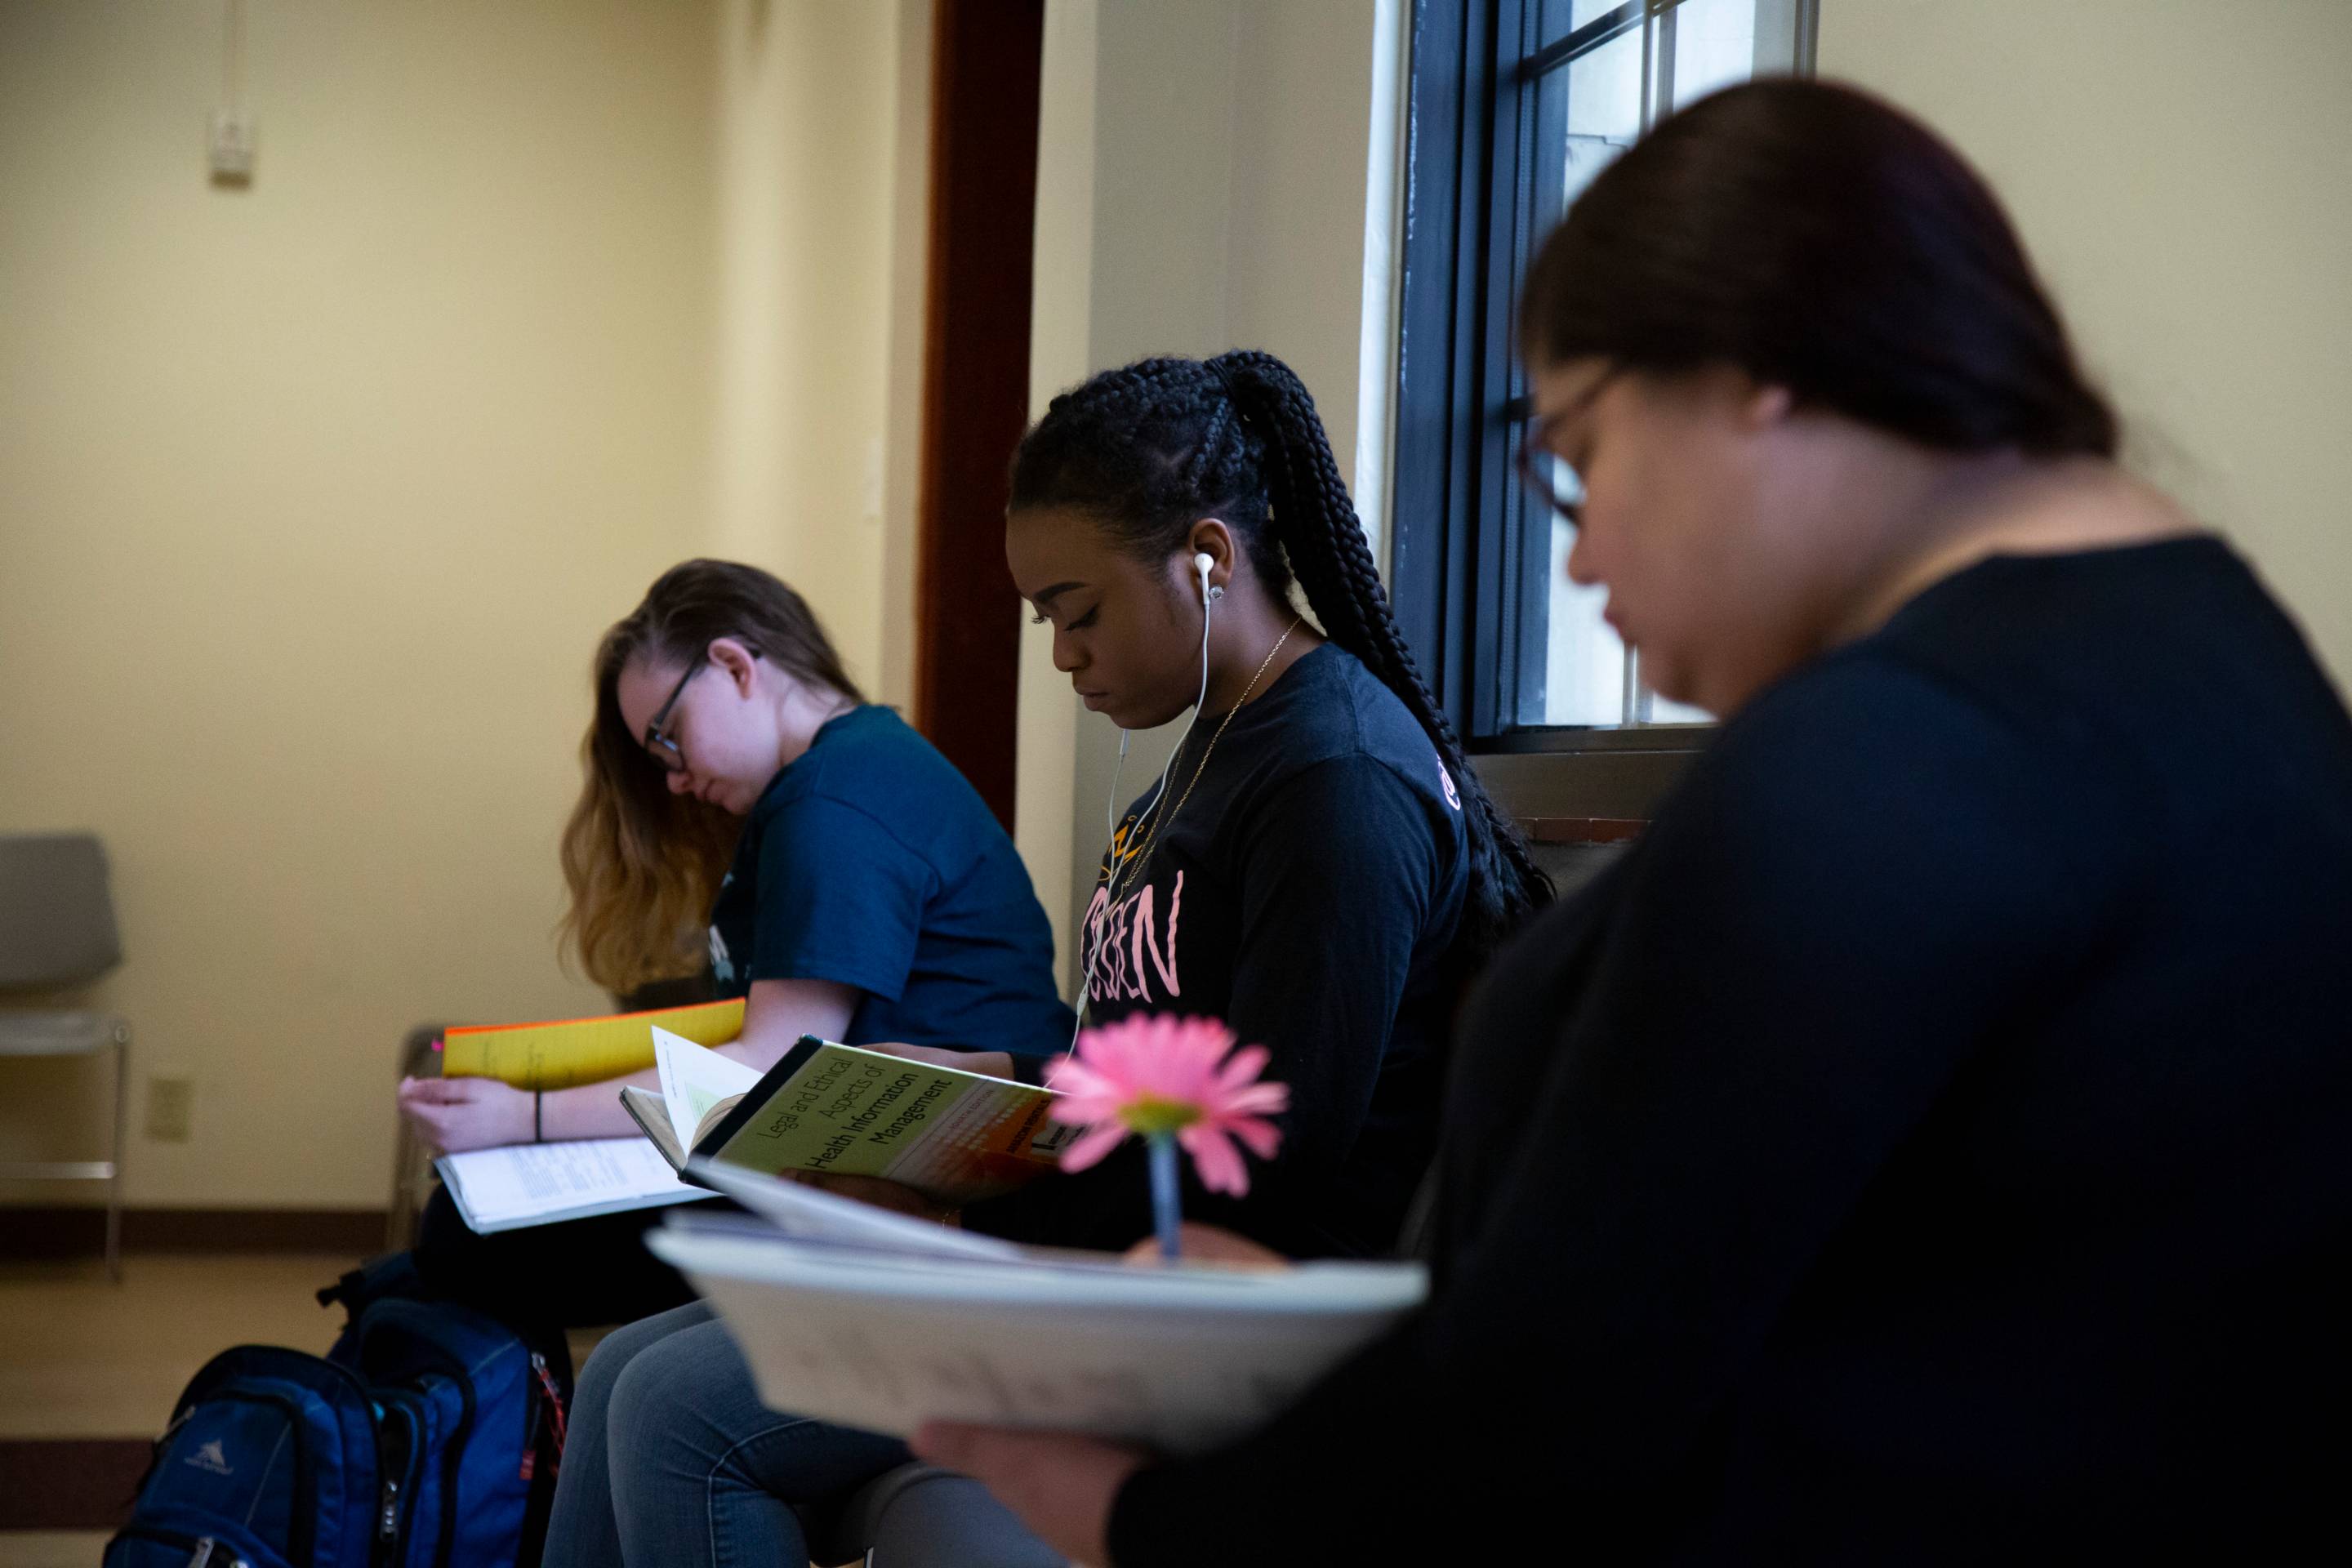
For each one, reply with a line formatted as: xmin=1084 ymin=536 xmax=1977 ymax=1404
xmin=223 ymin=0 xmax=245 ymax=111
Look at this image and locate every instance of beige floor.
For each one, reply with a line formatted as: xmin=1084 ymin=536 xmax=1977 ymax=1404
xmin=0 ymin=1253 xmax=630 ymax=1563
xmin=1 ymin=1255 xmax=358 ymax=1561
xmin=2 ymin=1530 xmax=111 ymax=1566
xmin=0 ymin=1256 xmax=796 ymax=1561
xmin=0 ymin=1254 xmax=354 ymax=1440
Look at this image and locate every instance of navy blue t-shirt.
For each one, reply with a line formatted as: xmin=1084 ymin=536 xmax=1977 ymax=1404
xmin=705 ymin=706 xmax=1073 ymax=1062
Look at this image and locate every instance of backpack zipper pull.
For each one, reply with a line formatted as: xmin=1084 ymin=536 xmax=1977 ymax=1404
xmin=526 ymin=1352 xmax=568 ymax=1481
xmin=379 ymin=1475 xmax=400 ymax=1540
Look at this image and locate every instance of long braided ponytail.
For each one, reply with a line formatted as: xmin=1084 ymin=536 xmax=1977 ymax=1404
xmin=1010 ymin=351 xmax=1552 ymax=964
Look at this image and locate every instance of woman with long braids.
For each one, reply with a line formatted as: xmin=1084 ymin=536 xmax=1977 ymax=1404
xmin=964 ymin=346 xmax=1552 ymax=1258
xmin=925 ymin=80 xmax=2352 ymax=1563
xmin=541 ymin=351 xmax=1550 ymax=1568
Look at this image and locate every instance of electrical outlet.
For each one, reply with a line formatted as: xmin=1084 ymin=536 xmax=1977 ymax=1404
xmin=209 ymin=109 xmax=255 ymax=185
xmin=146 ymin=1076 xmax=194 ymax=1143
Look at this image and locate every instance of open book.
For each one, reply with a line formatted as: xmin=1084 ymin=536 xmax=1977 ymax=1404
xmin=623 ymin=1028 xmax=1075 ymax=1206
xmin=430 ymin=1009 xmax=744 ymax=1234
xmin=647 ymin=1183 xmax=1428 ymax=1454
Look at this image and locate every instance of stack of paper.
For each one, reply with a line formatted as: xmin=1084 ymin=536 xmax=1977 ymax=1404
xmin=435 ymin=1138 xmax=718 ymax=1234
xmin=648 ymin=1171 xmax=1427 ymax=1455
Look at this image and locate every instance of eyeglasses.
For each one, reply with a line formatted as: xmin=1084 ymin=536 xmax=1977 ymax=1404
xmin=644 ymin=656 xmax=706 ymax=774
xmin=1514 ymin=366 xmax=1619 ymax=527
xmin=1516 ymin=416 xmax=1588 ymax=526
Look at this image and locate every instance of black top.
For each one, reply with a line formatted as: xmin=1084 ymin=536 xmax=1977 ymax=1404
xmin=706 ymin=706 xmax=1073 ymax=1061
xmin=968 ymin=644 xmax=1470 ymax=1257
xmin=1111 ymin=537 xmax=2352 ymax=1563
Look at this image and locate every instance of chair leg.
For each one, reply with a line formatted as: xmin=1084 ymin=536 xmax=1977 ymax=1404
xmin=386 ymin=1126 xmax=421 ymax=1251
xmin=107 ymin=1025 xmax=130 ymax=1283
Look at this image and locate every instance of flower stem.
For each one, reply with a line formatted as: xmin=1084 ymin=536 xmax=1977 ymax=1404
xmin=1148 ymin=1134 xmax=1182 ymax=1263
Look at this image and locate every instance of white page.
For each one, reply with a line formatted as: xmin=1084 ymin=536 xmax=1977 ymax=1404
xmin=685 ymin=1156 xmax=1029 ymax=1262
xmin=648 ymin=1223 xmax=1426 ymax=1454
xmin=653 ymin=1025 xmax=763 ymax=1151
xmin=435 ymin=1138 xmax=716 ymax=1234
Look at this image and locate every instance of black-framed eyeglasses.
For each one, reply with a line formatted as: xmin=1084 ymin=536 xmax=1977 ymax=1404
xmin=644 ymin=655 xmax=706 ymax=774
xmin=1514 ymin=367 xmax=1619 ymax=526
xmin=1515 ymin=415 xmax=1588 ymax=526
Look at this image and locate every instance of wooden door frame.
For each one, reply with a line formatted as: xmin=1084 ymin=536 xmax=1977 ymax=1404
xmin=911 ymin=0 xmax=1045 ymax=829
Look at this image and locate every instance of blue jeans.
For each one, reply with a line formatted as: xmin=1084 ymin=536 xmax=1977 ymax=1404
xmin=541 ymin=1300 xmax=1062 ymax=1567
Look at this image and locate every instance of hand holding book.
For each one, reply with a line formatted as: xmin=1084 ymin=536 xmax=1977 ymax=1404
xmin=863 ymin=1040 xmax=1018 ymax=1081
xmin=628 ymin=1028 xmax=1073 ymax=1207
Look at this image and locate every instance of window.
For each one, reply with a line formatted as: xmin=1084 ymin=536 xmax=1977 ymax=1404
xmin=1390 ymin=1 xmax=1817 ymax=786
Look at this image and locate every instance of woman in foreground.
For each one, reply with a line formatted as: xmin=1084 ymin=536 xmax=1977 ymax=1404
xmin=922 ymin=78 xmax=2352 ymax=1564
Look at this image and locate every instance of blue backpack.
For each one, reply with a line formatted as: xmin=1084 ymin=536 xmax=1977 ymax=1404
xmin=105 ymin=1270 xmax=568 ymax=1568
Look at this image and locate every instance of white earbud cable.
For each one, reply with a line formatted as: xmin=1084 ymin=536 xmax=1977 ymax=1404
xmin=1071 ymin=555 xmax=1216 ymax=1045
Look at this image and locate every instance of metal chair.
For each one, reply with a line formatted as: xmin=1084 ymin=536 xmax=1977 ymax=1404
xmin=0 ymin=832 xmax=132 ymax=1280
xmin=385 ymin=1022 xmax=452 ymax=1251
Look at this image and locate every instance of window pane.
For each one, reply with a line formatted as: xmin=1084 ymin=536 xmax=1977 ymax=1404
xmin=1539 ymin=492 xmax=1628 ymax=727
xmin=1515 ymin=25 xmax=1646 ymax=728
xmin=1523 ymin=12 xmax=1645 ymax=296
xmin=1539 ymin=0 xmax=1639 ymax=49
xmin=1635 ymin=682 xmax=1715 ymax=725
xmin=1515 ymin=0 xmax=1753 ymax=731
xmin=1665 ymin=0 xmax=1760 ymax=109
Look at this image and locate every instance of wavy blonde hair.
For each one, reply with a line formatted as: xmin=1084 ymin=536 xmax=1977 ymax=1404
xmin=559 ymin=559 xmax=863 ymax=991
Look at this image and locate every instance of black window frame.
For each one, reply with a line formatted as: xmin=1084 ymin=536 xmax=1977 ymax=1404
xmin=1390 ymin=0 xmax=1818 ymax=804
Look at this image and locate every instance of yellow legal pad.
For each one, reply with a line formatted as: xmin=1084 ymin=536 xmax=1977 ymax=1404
xmin=440 ymin=997 xmax=746 ymax=1090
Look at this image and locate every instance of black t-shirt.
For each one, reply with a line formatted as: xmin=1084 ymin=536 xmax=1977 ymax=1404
xmin=968 ymin=644 xmax=1471 ymax=1257
xmin=1110 ymin=537 xmax=2352 ymax=1563
xmin=706 ymin=706 xmax=1073 ymax=1062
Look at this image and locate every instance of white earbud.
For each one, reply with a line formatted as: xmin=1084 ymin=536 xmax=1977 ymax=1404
xmin=1194 ymin=551 xmax=1223 ymax=604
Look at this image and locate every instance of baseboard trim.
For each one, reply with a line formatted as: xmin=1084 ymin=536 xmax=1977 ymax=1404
xmin=0 ymin=1439 xmax=150 ymax=1531
xmin=0 ymin=1206 xmax=390 ymax=1258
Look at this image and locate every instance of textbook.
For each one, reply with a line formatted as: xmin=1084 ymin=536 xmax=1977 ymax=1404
xmin=434 ymin=1138 xmax=719 ymax=1235
xmin=440 ymin=997 xmax=745 ymax=1091
xmin=622 ymin=1027 xmax=1076 ymax=1207
xmin=647 ymin=1202 xmax=1428 ymax=1454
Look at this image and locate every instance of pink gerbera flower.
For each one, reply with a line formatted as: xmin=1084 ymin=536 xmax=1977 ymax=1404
xmin=1046 ymin=1013 xmax=1289 ymax=1197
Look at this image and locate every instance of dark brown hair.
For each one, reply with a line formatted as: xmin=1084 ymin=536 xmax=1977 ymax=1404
xmin=1009 ymin=351 xmax=1552 ymax=964
xmin=1521 ymin=78 xmax=2116 ymax=458
xmin=559 ymin=559 xmax=862 ymax=989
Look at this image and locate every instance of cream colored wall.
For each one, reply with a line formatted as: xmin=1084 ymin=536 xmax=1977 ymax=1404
xmin=877 ymin=0 xmax=937 ymax=713
xmin=1016 ymin=0 xmax=1104 ymax=980
xmin=708 ymin=0 xmax=902 ymax=697
xmin=1819 ymin=0 xmax=2352 ymax=688
xmin=1020 ymin=0 xmax=1409 ymax=968
xmin=0 ymin=0 xmax=906 ymax=1210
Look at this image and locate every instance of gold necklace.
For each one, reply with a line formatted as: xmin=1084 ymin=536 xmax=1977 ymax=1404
xmin=1103 ymin=616 xmax=1303 ymax=910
